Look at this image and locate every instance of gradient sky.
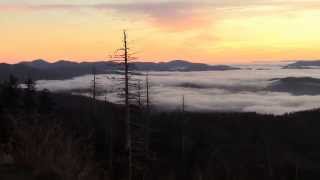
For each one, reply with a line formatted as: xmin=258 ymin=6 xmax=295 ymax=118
xmin=1 ymin=0 xmax=320 ymax=64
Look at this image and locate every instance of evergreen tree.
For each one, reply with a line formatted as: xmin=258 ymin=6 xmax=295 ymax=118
xmin=1 ymin=75 xmax=20 ymax=110
xmin=23 ymin=77 xmax=36 ymax=112
xmin=38 ymin=89 xmax=53 ymax=114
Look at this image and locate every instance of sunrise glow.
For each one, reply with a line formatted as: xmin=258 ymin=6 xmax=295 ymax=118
xmin=1 ymin=0 xmax=320 ymax=64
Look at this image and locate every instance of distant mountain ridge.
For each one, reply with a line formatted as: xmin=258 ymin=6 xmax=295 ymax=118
xmin=283 ymin=60 xmax=320 ymax=69
xmin=172 ymin=76 xmax=320 ymax=96
xmin=0 ymin=59 xmax=240 ymax=81
xmin=269 ymin=77 xmax=320 ymax=95
xmin=0 ymin=63 xmax=51 ymax=82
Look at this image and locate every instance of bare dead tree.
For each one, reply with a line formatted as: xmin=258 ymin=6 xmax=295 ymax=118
xmin=131 ymin=73 xmax=150 ymax=110
xmin=111 ymin=30 xmax=134 ymax=180
xmin=182 ymin=95 xmax=185 ymax=113
xmin=145 ymin=71 xmax=152 ymax=153
xmin=111 ymin=30 xmax=153 ymax=180
xmin=91 ymin=66 xmax=97 ymax=119
xmin=181 ymin=94 xmax=187 ymax=179
xmin=112 ymin=30 xmax=133 ymax=149
xmin=146 ymin=72 xmax=150 ymax=112
xmin=181 ymin=95 xmax=186 ymax=156
xmin=143 ymin=71 xmax=152 ymax=180
xmin=136 ymin=79 xmax=143 ymax=107
xmin=92 ymin=67 xmax=97 ymax=102
xmin=123 ymin=30 xmax=132 ymax=180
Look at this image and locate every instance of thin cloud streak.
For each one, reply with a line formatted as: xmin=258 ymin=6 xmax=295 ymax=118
xmin=0 ymin=2 xmax=211 ymax=30
xmin=1 ymin=1 xmax=320 ymax=30
xmin=1 ymin=1 xmax=320 ymax=11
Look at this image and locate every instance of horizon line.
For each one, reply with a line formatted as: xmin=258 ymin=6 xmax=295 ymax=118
xmin=1 ymin=58 xmax=319 ymax=65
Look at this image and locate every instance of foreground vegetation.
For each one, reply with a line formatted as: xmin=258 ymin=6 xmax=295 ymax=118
xmin=1 ymin=76 xmax=320 ymax=180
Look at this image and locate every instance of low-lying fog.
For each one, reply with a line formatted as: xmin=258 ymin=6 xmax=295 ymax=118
xmin=36 ymin=63 xmax=320 ymax=115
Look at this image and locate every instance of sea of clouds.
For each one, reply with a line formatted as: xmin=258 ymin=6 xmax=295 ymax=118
xmin=36 ymin=63 xmax=320 ymax=115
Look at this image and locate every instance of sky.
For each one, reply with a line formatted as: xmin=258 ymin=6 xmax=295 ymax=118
xmin=1 ymin=0 xmax=320 ymax=64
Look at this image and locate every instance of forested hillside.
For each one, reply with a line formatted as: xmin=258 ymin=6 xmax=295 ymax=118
xmin=1 ymin=75 xmax=320 ymax=180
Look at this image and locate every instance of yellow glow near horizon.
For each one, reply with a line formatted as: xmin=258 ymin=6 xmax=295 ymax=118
xmin=1 ymin=1 xmax=320 ymax=64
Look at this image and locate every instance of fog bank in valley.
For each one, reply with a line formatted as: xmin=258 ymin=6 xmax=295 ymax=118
xmin=36 ymin=64 xmax=320 ymax=115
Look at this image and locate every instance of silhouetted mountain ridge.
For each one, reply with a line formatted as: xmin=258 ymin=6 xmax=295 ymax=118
xmin=173 ymin=76 xmax=320 ymax=96
xmin=0 ymin=63 xmax=52 ymax=82
xmin=284 ymin=60 xmax=320 ymax=69
xmin=0 ymin=59 xmax=240 ymax=81
xmin=269 ymin=77 xmax=320 ymax=95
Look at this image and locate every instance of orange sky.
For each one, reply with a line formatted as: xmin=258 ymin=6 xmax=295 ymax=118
xmin=1 ymin=0 xmax=320 ymax=64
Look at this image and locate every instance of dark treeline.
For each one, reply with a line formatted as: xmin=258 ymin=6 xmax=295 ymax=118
xmin=2 ymin=75 xmax=320 ymax=180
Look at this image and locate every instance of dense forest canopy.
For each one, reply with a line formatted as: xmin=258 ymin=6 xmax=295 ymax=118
xmin=1 ymin=75 xmax=320 ymax=180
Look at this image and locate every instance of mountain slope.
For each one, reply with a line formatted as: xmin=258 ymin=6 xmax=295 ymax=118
xmin=283 ymin=60 xmax=320 ymax=69
xmin=269 ymin=77 xmax=320 ymax=95
xmin=131 ymin=60 xmax=240 ymax=71
xmin=0 ymin=59 xmax=240 ymax=81
xmin=0 ymin=63 xmax=51 ymax=82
